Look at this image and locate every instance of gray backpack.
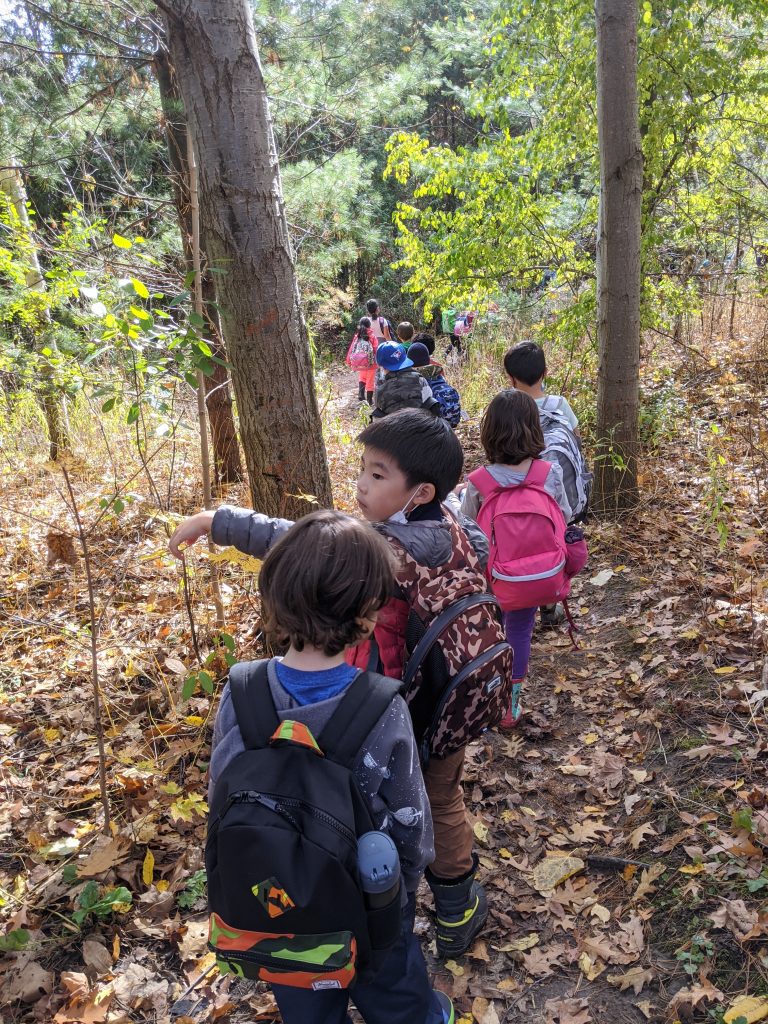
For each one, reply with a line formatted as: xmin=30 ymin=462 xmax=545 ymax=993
xmin=538 ymin=397 xmax=592 ymax=522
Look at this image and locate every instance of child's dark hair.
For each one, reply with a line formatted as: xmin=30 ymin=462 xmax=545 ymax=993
xmin=480 ymin=390 xmax=544 ymax=465
xmin=412 ymin=331 xmax=435 ymax=355
xmin=503 ymin=341 xmax=546 ymax=386
xmin=259 ymin=511 xmax=396 ymax=657
xmin=358 ymin=316 xmax=372 ymax=330
xmin=397 ymin=321 xmax=414 ymax=343
xmin=358 ymin=409 xmax=463 ymax=501
xmin=366 ymin=298 xmax=380 ymax=317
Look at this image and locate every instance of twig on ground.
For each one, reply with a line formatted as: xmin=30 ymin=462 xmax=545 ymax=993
xmin=60 ymin=465 xmax=111 ymax=834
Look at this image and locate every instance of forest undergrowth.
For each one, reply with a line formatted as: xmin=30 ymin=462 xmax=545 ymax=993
xmin=0 ymin=296 xmax=766 ymax=1024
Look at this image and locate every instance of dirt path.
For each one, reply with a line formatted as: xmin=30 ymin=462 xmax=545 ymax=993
xmin=322 ymin=363 xmax=768 ymax=1023
xmin=1 ymin=359 xmax=765 ymax=1024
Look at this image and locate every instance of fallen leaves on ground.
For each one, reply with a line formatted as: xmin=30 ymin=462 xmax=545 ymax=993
xmin=2 ymin=322 xmax=768 ymax=1022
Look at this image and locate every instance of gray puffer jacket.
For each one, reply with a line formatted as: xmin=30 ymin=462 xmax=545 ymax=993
xmin=371 ymin=368 xmax=440 ymax=418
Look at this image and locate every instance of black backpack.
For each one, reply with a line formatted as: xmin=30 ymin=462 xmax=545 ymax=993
xmin=206 ymin=661 xmax=402 ymax=989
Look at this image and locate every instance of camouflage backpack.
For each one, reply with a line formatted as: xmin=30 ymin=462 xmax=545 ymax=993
xmin=388 ymin=515 xmax=513 ymax=762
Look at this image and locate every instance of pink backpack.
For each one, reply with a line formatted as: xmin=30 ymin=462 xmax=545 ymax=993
xmin=468 ymin=461 xmax=570 ymax=611
xmin=345 ymin=330 xmax=375 ymax=370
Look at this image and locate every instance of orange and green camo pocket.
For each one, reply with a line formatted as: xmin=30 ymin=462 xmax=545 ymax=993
xmin=209 ymin=912 xmax=357 ymax=989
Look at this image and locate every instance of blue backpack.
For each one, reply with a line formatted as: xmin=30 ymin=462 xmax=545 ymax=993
xmin=429 ymin=377 xmax=462 ymax=427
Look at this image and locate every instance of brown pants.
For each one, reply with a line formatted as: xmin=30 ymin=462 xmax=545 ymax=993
xmin=423 ymin=745 xmax=474 ymax=878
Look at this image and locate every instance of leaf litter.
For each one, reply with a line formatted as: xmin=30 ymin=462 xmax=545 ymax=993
xmin=1 ymin=325 xmax=768 ymax=1022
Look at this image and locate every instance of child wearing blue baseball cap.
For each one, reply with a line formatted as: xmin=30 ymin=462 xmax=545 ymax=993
xmin=371 ymin=342 xmax=441 ymax=419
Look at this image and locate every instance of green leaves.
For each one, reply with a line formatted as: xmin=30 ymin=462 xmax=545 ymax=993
xmin=385 ymin=0 xmax=768 ymax=337
xmin=182 ymin=634 xmax=235 ymax=700
xmin=111 ymin=233 xmax=132 ymax=250
xmin=0 ymin=929 xmax=30 ymax=952
xmin=72 ymin=881 xmax=133 ymax=926
xmin=177 ymin=870 xmax=207 ymax=909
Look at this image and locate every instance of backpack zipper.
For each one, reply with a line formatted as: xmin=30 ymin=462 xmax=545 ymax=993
xmin=230 ymin=790 xmax=356 ymax=847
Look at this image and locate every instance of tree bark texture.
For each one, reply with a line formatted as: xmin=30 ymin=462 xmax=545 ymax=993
xmin=154 ymin=45 xmax=243 ymax=485
xmin=594 ymin=0 xmax=642 ymax=510
xmin=0 ymin=163 xmax=68 ymax=461
xmin=163 ymin=0 xmax=333 ymax=517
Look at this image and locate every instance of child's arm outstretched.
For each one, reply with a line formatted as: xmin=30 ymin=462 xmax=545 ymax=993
xmin=169 ymin=505 xmax=295 ymax=560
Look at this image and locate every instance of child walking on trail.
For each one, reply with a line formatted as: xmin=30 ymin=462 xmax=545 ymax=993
xmin=396 ymin=322 xmax=415 ymax=349
xmin=346 ymin=316 xmax=378 ymax=404
xmin=503 ymin=341 xmax=592 ymax=625
xmin=408 ymin=342 xmax=462 ymax=428
xmin=503 ymin=340 xmax=579 ymax=433
xmin=460 ymin=390 xmax=571 ymax=728
xmin=371 ymin=343 xmax=440 ymax=419
xmin=205 ymin=511 xmax=454 ymax=1024
xmin=366 ymin=298 xmax=394 ymax=347
xmin=170 ymin=410 xmax=512 ymax=962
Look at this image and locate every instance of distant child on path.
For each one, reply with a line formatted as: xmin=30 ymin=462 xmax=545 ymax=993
xmin=206 ymin=511 xmax=454 ymax=1024
xmin=503 ymin=340 xmax=579 ymax=434
xmin=396 ymin=322 xmax=415 ymax=349
xmin=366 ymin=298 xmax=394 ymax=347
xmin=409 ymin=342 xmax=462 ymax=428
xmin=371 ymin=342 xmax=440 ymax=419
xmin=460 ymin=390 xmax=571 ymax=728
xmin=346 ymin=316 xmax=379 ymax=404
xmin=412 ymin=332 xmax=437 ymax=356
xmin=503 ymin=341 xmax=592 ymax=579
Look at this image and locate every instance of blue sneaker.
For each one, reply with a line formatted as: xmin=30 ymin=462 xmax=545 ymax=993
xmin=435 ymin=990 xmax=455 ymax=1024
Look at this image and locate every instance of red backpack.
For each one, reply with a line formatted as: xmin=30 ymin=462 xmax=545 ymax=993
xmin=468 ymin=461 xmax=570 ymax=611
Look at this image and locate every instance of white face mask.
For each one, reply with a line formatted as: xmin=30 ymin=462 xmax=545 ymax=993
xmin=388 ymin=487 xmax=423 ymax=526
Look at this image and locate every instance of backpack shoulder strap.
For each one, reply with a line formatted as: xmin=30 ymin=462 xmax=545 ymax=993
xmin=467 ymin=466 xmax=500 ymax=497
xmin=523 ymin=459 xmax=551 ymax=488
xmin=229 ymin=659 xmax=280 ymax=750
xmin=402 ymin=593 xmax=500 ymax=693
xmin=319 ymin=671 xmax=401 ymax=768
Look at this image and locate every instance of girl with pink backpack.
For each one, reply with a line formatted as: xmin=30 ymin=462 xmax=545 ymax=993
xmin=460 ymin=390 xmax=587 ymax=729
xmin=345 ymin=317 xmax=379 ymax=404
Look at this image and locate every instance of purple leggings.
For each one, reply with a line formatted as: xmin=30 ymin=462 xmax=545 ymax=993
xmin=502 ymin=607 xmax=537 ymax=681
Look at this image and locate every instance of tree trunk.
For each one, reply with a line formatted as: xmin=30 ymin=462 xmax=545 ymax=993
xmin=162 ymin=0 xmax=333 ymax=517
xmin=154 ymin=45 xmax=243 ymax=485
xmin=0 ymin=163 xmax=69 ymax=461
xmin=594 ymin=0 xmax=642 ymax=510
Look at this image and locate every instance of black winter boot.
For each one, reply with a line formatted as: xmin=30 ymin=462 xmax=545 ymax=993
xmin=426 ymin=853 xmax=488 ymax=958
xmin=366 ymin=390 xmax=374 ymax=405
xmin=357 ymin=380 xmax=366 ymax=401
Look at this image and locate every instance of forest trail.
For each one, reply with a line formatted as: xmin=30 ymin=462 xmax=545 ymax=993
xmin=0 ymin=349 xmax=766 ymax=1024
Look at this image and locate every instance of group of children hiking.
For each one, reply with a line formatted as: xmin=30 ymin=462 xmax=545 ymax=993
xmin=346 ymin=298 xmax=463 ymax=427
xmin=168 ymin=340 xmax=591 ymax=1024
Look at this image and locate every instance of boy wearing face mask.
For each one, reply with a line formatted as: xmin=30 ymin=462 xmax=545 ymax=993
xmin=170 ymin=410 xmax=505 ymax=962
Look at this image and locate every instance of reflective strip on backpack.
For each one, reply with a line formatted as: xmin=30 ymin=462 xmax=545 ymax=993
xmin=491 ymin=558 xmax=566 ymax=583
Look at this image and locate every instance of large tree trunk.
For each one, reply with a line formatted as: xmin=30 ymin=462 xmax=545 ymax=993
xmin=163 ymin=0 xmax=333 ymax=517
xmin=154 ymin=45 xmax=243 ymax=485
xmin=594 ymin=0 xmax=642 ymax=510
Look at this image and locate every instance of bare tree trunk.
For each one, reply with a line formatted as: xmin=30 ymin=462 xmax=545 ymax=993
xmin=594 ymin=0 xmax=642 ymax=511
xmin=154 ymin=45 xmax=243 ymax=485
xmin=0 ymin=163 xmax=69 ymax=461
xmin=162 ymin=0 xmax=333 ymax=517
xmin=729 ymin=207 xmax=742 ymax=340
